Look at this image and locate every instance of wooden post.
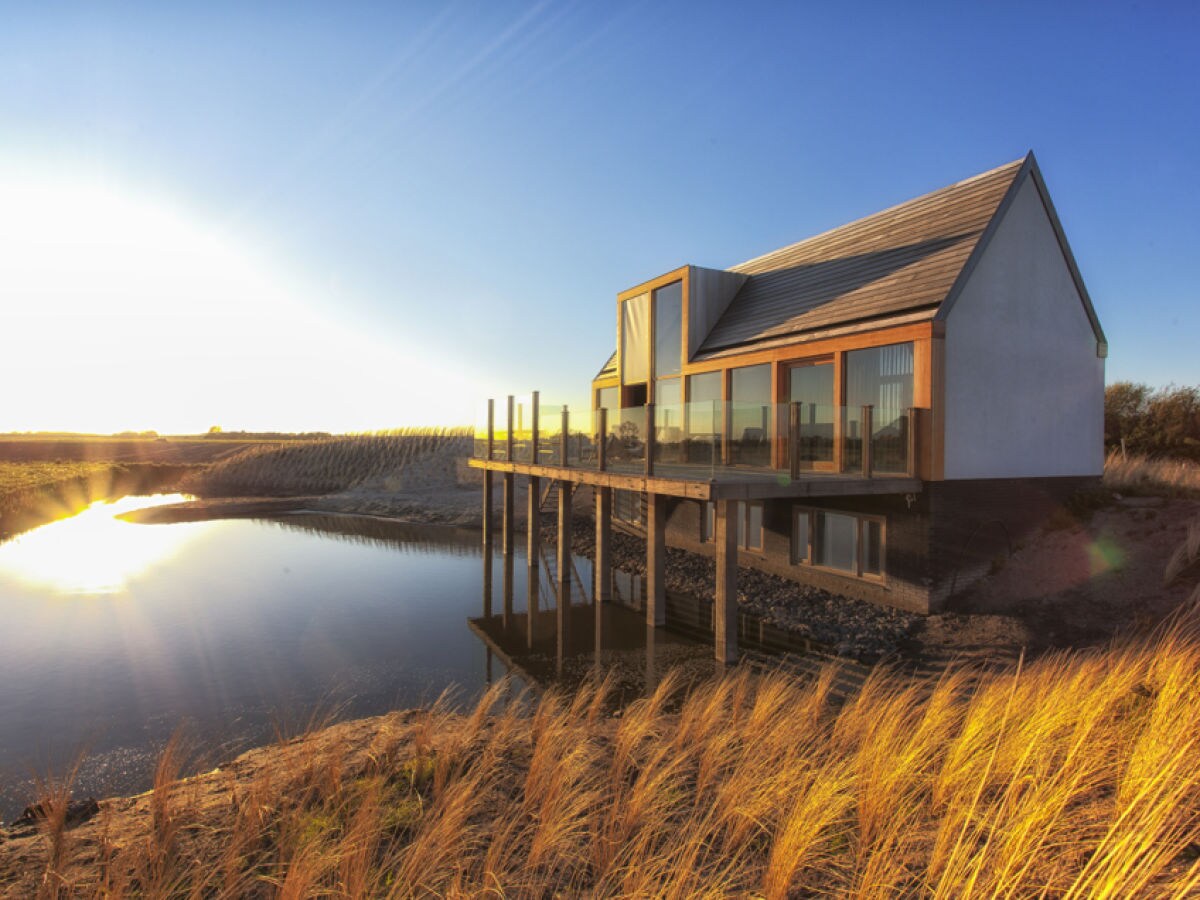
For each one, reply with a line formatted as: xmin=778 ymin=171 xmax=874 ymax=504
xmin=714 ymin=498 xmax=738 ymax=663
xmin=486 ymin=398 xmax=495 ymax=461
xmin=527 ymin=475 xmax=541 ymax=564
xmin=506 ymin=394 xmax=514 ymax=461
xmin=789 ymin=401 xmax=801 ymax=480
xmin=502 ymin=473 xmax=515 ymax=555
xmin=645 ymin=402 xmax=655 ymax=477
xmin=530 ymin=391 xmax=540 ymax=464
xmin=862 ymin=404 xmax=874 ymax=477
xmin=481 ymin=470 xmax=493 ymax=547
xmin=556 ymin=480 xmax=573 ymax=673
xmin=561 ymin=407 xmax=569 ymax=468
xmin=595 ymin=486 xmax=612 ymax=604
xmin=556 ymin=481 xmax=573 ymax=592
xmin=597 ymin=407 xmax=607 ymax=472
xmin=646 ymin=493 xmax=666 ymax=627
xmin=906 ymin=407 xmax=918 ymax=478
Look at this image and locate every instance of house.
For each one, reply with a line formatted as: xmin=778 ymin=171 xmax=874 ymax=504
xmin=470 ymin=152 xmax=1106 ymax=661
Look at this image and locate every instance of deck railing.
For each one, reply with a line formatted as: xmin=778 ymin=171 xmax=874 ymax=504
xmin=475 ymin=393 xmax=921 ymax=480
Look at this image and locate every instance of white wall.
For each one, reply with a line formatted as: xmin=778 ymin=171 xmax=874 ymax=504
xmin=943 ymin=175 xmax=1105 ymax=479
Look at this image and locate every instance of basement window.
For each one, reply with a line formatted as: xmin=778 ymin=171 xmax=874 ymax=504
xmin=793 ymin=506 xmax=885 ymax=581
xmin=702 ymin=501 xmax=763 ymax=551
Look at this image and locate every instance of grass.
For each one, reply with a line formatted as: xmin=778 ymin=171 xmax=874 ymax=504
xmin=1104 ymin=451 xmax=1200 ymax=496
xmin=0 ymin=462 xmax=118 ymax=503
xmin=182 ymin=429 xmax=472 ymax=497
xmin=7 ymin=598 xmax=1200 ymax=897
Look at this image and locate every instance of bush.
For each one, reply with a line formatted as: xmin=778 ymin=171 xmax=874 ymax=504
xmin=1105 ymin=382 xmax=1200 ymax=461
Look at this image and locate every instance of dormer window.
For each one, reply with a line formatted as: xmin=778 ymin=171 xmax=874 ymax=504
xmin=653 ymin=281 xmax=683 ymax=378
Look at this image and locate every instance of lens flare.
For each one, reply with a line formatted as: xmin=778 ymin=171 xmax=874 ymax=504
xmin=0 ymin=495 xmax=211 ymax=596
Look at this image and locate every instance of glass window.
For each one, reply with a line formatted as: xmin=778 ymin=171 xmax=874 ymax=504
xmin=793 ymin=508 xmax=810 ymax=563
xmin=702 ymin=501 xmax=715 ymax=543
xmin=746 ymin=502 xmax=763 ymax=550
xmin=730 ymin=364 xmax=771 ymax=467
xmin=788 ymin=362 xmax=835 ymax=463
xmin=653 ymin=281 xmax=683 ymax=378
xmin=863 ymin=519 xmax=883 ymax=576
xmin=685 ymin=371 xmax=722 ymax=465
xmin=846 ymin=342 xmax=913 ymax=472
xmin=816 ymin=511 xmax=857 ymax=572
xmin=620 ymin=293 xmax=650 ymax=383
xmin=596 ymin=386 xmax=618 ymax=413
xmin=654 ymin=378 xmax=680 ymax=409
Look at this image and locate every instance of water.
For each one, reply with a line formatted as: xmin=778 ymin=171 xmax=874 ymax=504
xmin=0 ymin=495 xmax=712 ymax=819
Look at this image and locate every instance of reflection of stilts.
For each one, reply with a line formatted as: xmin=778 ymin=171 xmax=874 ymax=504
xmin=482 ymin=539 xmax=493 ymax=619
xmin=502 ymin=552 xmax=514 ymax=629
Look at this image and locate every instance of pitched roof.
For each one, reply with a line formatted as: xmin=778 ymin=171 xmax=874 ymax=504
xmin=699 ymin=157 xmax=1027 ymax=354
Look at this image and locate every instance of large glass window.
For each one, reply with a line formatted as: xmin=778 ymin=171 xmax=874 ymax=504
xmin=730 ymin=364 xmax=771 ymax=467
xmin=620 ymin=293 xmax=650 ymax=383
xmin=686 ymin=371 xmax=722 ymax=465
xmin=653 ymin=281 xmax=683 ymax=379
xmin=846 ymin=342 xmax=913 ymax=473
xmin=788 ymin=361 xmax=835 ymax=464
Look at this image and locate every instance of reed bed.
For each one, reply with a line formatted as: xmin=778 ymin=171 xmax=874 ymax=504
xmin=8 ymin=601 xmax=1200 ymax=898
xmin=183 ymin=429 xmax=472 ymax=497
xmin=1103 ymin=451 xmax=1200 ymax=495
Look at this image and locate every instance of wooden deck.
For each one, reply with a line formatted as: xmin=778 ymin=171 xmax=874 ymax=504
xmin=468 ymin=457 xmax=922 ymax=500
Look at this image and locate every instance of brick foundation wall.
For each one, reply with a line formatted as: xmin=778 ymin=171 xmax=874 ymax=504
xmin=926 ymin=476 xmax=1099 ymax=611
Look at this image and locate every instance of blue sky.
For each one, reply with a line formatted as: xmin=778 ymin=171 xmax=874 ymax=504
xmin=1 ymin=1 xmax=1196 ymax=431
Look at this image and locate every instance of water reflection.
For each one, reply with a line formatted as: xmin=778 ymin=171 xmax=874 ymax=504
xmin=0 ymin=494 xmax=210 ymax=595
xmin=471 ymin=542 xmax=712 ymax=704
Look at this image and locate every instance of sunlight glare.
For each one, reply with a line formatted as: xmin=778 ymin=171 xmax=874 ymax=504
xmin=0 ymin=495 xmax=213 ymax=596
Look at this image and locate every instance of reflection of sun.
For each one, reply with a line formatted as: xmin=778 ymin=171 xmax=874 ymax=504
xmin=0 ymin=495 xmax=211 ymax=596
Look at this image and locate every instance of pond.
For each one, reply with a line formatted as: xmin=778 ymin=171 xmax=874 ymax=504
xmin=0 ymin=495 xmax=713 ymax=819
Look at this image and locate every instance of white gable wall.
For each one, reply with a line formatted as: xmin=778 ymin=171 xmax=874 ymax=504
xmin=942 ymin=175 xmax=1104 ymax=479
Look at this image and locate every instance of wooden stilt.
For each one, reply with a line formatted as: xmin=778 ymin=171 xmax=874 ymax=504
xmin=502 ymin=473 xmax=515 ymax=556
xmin=646 ymin=492 xmax=666 ymax=627
xmin=556 ymin=480 xmax=573 ymax=672
xmin=481 ymin=470 xmax=493 ymax=548
xmin=714 ymin=498 xmax=738 ymax=663
xmin=595 ymin=486 xmax=612 ymax=604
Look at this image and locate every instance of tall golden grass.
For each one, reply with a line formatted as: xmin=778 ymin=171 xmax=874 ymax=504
xmin=183 ymin=429 xmax=472 ymax=497
xmin=1104 ymin=450 xmax=1200 ymax=495
xmin=10 ymin=601 xmax=1200 ymax=897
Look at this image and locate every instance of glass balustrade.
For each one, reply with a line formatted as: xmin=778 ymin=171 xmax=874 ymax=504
xmin=474 ymin=395 xmax=917 ymax=479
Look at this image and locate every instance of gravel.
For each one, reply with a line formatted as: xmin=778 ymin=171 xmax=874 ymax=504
xmin=541 ymin=516 xmax=918 ymax=662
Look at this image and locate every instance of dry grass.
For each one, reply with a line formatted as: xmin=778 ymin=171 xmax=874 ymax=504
xmin=183 ymin=429 xmax=472 ymax=497
xmin=0 ymin=462 xmax=116 ymax=508
xmin=1104 ymin=451 xmax=1200 ymax=495
xmin=6 ymin=610 xmax=1200 ymax=898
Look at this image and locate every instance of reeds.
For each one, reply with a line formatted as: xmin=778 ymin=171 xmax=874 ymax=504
xmin=1104 ymin=450 xmax=1200 ymax=495
xmin=7 ymin=613 xmax=1200 ymax=898
xmin=182 ymin=429 xmax=472 ymax=497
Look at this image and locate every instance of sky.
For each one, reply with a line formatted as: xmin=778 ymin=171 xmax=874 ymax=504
xmin=0 ymin=0 xmax=1197 ymax=433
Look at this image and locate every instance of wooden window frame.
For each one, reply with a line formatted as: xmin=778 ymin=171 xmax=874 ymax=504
xmin=792 ymin=505 xmax=887 ymax=583
xmin=701 ymin=500 xmax=763 ymax=553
